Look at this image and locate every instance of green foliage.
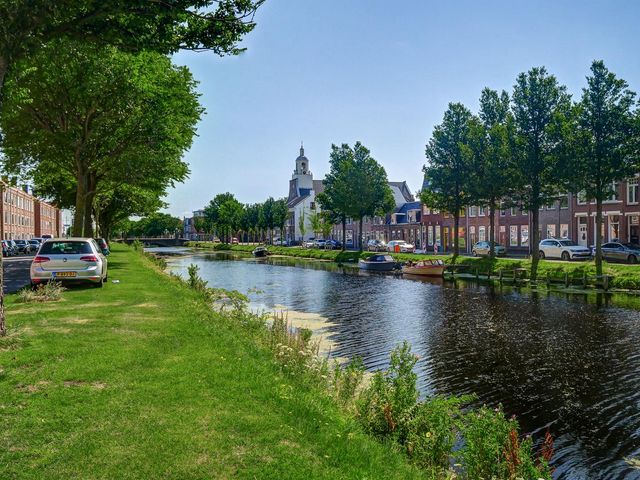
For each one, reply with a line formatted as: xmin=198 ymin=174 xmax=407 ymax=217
xmin=422 ymin=103 xmax=475 ymax=257
xmin=403 ymin=396 xmax=468 ymax=473
xmin=458 ymin=406 xmax=551 ymax=480
xmin=126 ymin=213 xmax=183 ymax=238
xmin=131 ymin=239 xmax=142 ymax=252
xmin=1 ymin=40 xmax=200 ymax=237
xmin=358 ymin=341 xmax=419 ymax=438
xmin=187 ymin=264 xmax=208 ymax=292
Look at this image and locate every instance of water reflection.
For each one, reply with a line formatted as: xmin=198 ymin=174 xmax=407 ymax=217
xmin=167 ymin=252 xmax=640 ymax=479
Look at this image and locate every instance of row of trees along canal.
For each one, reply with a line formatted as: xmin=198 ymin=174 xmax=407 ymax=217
xmin=422 ymin=61 xmax=640 ymax=281
xmin=202 ymin=142 xmax=397 ymax=250
xmin=0 ymin=0 xmax=266 ymax=338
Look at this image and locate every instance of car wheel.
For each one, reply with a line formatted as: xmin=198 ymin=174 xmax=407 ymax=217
xmin=561 ymin=251 xmax=570 ymax=261
xmin=628 ymin=255 xmax=638 ymax=265
xmin=539 ymin=251 xmax=545 ymax=259
xmin=472 ymin=250 xmax=477 ymax=257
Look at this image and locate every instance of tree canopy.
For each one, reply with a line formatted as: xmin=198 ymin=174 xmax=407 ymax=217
xmin=0 ymin=41 xmax=201 ymax=237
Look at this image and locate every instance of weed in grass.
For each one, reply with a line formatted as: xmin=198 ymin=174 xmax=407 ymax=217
xmin=132 ymin=239 xmax=142 ymax=251
xmin=16 ymin=282 xmax=65 ymax=303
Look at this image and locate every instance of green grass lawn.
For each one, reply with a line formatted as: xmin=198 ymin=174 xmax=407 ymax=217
xmin=0 ymin=244 xmax=423 ymax=479
xmin=188 ymin=242 xmax=640 ymax=290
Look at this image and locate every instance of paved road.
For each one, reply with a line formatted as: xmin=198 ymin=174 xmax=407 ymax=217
xmin=3 ymin=256 xmax=33 ymax=293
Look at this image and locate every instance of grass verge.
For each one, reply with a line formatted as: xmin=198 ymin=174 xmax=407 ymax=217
xmin=0 ymin=243 xmax=424 ymax=479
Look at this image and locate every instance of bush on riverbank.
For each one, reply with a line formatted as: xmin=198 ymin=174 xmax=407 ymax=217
xmin=185 ymin=241 xmax=640 ymax=290
xmin=182 ymin=261 xmax=554 ymax=479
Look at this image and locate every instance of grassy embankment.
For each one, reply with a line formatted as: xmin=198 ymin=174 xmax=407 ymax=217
xmin=0 ymin=243 xmax=424 ymax=479
xmin=187 ymin=241 xmax=640 ymax=291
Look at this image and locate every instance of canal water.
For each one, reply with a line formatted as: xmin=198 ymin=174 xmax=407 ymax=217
xmin=165 ymin=251 xmax=640 ymax=480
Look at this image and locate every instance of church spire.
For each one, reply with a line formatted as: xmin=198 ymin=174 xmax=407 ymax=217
xmin=300 ymin=141 xmax=304 ymax=157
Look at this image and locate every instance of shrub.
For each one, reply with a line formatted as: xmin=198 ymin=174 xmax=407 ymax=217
xmin=132 ymin=239 xmax=142 ymax=251
xmin=403 ymin=395 xmax=469 ymax=473
xmin=458 ymin=406 xmax=552 ymax=480
xmin=187 ymin=264 xmax=208 ymax=292
xmin=17 ymin=282 xmax=65 ymax=303
xmin=331 ymin=356 xmax=365 ymax=407
xmin=357 ymin=341 xmax=419 ymax=438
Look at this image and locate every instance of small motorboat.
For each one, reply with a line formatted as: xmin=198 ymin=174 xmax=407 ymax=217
xmin=402 ymin=259 xmax=445 ymax=277
xmin=359 ymin=254 xmax=400 ymax=272
xmin=252 ymin=246 xmax=268 ymax=257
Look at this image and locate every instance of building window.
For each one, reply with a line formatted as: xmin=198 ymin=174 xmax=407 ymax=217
xmin=609 ymin=215 xmax=620 ymax=241
xmin=428 ymin=226 xmax=434 ymax=246
xmin=521 ymin=225 xmax=529 ymax=247
xmin=628 ymin=178 xmax=639 ymax=205
xmin=560 ymin=223 xmax=569 ymax=239
xmin=479 ymin=226 xmax=486 ymax=242
xmin=559 ymin=195 xmax=569 ymax=209
xmin=469 ymin=206 xmax=477 ymax=217
xmin=478 ymin=206 xmax=485 ymax=216
xmin=510 ymin=206 xmax=517 ymax=216
xmin=470 ymin=226 xmax=477 ymax=246
xmin=510 ymin=226 xmax=518 ymax=246
xmin=546 ymin=224 xmax=556 ymax=238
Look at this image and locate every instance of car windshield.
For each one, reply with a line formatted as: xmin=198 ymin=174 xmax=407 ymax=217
xmin=39 ymin=241 xmax=92 ymax=255
xmin=559 ymin=240 xmax=578 ymax=246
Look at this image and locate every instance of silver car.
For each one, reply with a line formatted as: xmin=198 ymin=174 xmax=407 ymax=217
xmin=599 ymin=242 xmax=640 ymax=264
xmin=472 ymin=241 xmax=506 ymax=256
xmin=30 ymin=238 xmax=108 ymax=287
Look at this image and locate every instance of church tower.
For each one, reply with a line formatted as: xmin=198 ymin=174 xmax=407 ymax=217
xmin=291 ymin=143 xmax=313 ymax=191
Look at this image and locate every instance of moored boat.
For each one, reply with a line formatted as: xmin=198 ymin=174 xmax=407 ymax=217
xmin=359 ymin=254 xmax=400 ymax=272
xmin=402 ymin=259 xmax=445 ymax=277
xmin=252 ymin=246 xmax=268 ymax=257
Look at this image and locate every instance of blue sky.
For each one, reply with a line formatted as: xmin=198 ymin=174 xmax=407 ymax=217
xmin=166 ymin=0 xmax=640 ymax=217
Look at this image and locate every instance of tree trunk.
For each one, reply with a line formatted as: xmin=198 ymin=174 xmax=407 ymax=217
xmin=489 ymin=199 xmax=496 ymax=258
xmin=358 ymin=217 xmax=364 ymax=252
xmin=595 ymin=199 xmax=603 ymax=276
xmin=453 ymin=212 xmax=460 ymax=260
xmin=341 ymin=218 xmax=346 ymax=251
xmin=83 ymin=176 xmax=96 ymax=238
xmin=530 ymin=206 xmax=540 ymax=281
xmin=73 ymin=169 xmax=89 ymax=236
xmin=0 ymin=182 xmax=5 ymax=336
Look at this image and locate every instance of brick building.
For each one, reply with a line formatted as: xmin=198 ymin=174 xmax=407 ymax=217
xmin=573 ymin=178 xmax=640 ymax=247
xmin=1 ymin=184 xmax=62 ymax=240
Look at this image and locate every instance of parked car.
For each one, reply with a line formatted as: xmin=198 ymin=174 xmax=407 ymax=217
xmin=94 ymin=237 xmax=110 ymax=255
xmin=539 ymin=239 xmax=591 ymax=261
xmin=387 ymin=240 xmax=415 ymax=253
xmin=472 ymin=241 xmax=506 ymax=257
xmin=7 ymin=240 xmax=19 ymax=256
xmin=302 ymin=238 xmax=316 ymax=248
xmin=596 ymin=242 xmax=640 ymax=264
xmin=30 ymin=238 xmax=108 ymax=287
xmin=13 ymin=239 xmax=34 ymax=254
xmin=324 ymin=239 xmax=342 ymax=249
xmin=41 ymin=234 xmax=53 ymax=240
xmin=231 ymin=237 xmax=239 ymax=245
xmin=28 ymin=239 xmax=41 ymax=252
xmin=367 ymin=239 xmax=387 ymax=252
xmin=313 ymin=239 xmax=327 ymax=249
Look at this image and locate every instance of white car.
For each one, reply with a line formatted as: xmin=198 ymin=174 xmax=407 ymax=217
xmin=387 ymin=240 xmax=415 ymax=253
xmin=30 ymin=238 xmax=108 ymax=287
xmin=539 ymin=239 xmax=592 ymax=261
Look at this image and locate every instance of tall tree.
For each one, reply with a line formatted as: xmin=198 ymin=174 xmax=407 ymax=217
xmin=421 ymin=103 xmax=475 ymax=259
xmin=271 ymin=198 xmax=289 ymax=245
xmin=467 ymin=88 xmax=514 ymax=257
xmin=565 ymin=61 xmax=639 ymax=274
xmin=347 ymin=142 xmax=395 ymax=251
xmin=1 ymin=41 xmax=199 ymax=236
xmin=0 ymin=0 xmax=264 ymax=104
xmin=204 ymin=192 xmax=236 ymax=241
xmin=510 ymin=67 xmax=571 ymax=280
xmin=316 ymin=144 xmax=357 ymax=250
xmin=260 ymin=197 xmax=276 ymax=244
xmin=298 ymin=208 xmax=307 ymax=241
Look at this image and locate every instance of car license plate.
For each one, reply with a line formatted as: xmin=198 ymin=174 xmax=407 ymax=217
xmin=53 ymin=272 xmax=76 ymax=278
